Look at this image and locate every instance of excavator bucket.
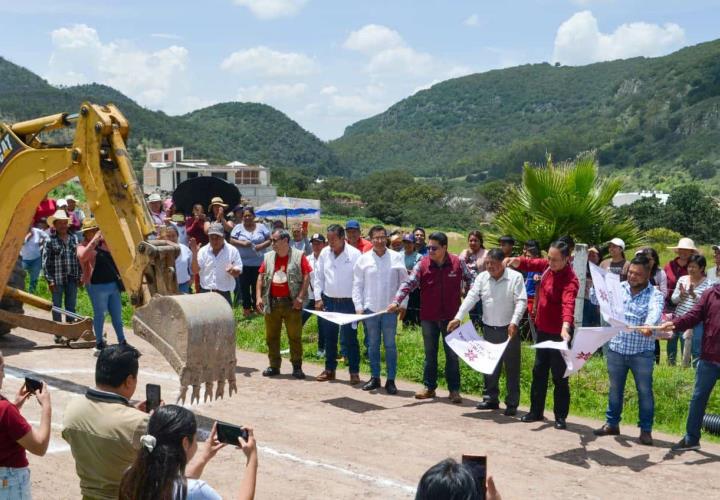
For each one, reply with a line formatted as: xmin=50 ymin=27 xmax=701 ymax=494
xmin=132 ymin=293 xmax=237 ymax=404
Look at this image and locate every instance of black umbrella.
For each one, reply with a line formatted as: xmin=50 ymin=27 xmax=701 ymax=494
xmin=172 ymin=176 xmax=241 ymax=215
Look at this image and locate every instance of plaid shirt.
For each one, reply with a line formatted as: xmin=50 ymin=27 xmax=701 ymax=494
xmin=609 ymin=281 xmax=664 ymax=355
xmin=42 ymin=232 xmax=80 ymax=286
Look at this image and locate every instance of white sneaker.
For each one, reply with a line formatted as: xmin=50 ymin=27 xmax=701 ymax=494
xmin=93 ymin=347 xmax=103 ymax=357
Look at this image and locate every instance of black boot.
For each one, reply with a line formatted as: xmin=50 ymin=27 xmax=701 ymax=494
xmin=292 ymin=365 xmax=306 ymax=379
xmin=362 ymin=377 xmax=381 ymax=391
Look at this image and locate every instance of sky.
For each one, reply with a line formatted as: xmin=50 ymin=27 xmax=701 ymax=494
xmin=1 ymin=0 xmax=718 ymax=140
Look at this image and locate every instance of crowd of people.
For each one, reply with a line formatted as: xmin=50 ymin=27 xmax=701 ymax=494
xmin=6 ymin=190 xmax=720 ymax=498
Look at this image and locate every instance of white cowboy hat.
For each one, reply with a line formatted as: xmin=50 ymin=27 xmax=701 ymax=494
xmin=147 ymin=193 xmax=162 ymax=203
xmin=47 ymin=209 xmax=71 ymax=226
xmin=668 ymin=237 xmax=699 ymax=252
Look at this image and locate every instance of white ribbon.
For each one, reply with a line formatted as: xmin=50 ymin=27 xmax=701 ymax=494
xmin=140 ymin=434 xmax=157 ymax=453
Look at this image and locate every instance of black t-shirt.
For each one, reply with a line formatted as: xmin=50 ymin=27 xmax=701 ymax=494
xmin=91 ymin=247 xmax=120 ymax=284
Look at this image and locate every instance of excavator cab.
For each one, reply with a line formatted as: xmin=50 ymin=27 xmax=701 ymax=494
xmin=0 ymin=103 xmax=236 ymax=403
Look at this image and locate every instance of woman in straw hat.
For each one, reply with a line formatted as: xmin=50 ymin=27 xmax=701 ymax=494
xmin=663 ymin=238 xmax=699 ymax=361
xmin=77 ymin=218 xmax=127 ymax=356
xmin=204 ymin=197 xmax=234 ymax=237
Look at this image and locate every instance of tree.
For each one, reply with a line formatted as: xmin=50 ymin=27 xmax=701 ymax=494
xmin=615 ymin=196 xmax=667 ymax=231
xmin=490 ymin=152 xmax=643 ymax=249
xmin=664 ymin=184 xmax=720 ymax=242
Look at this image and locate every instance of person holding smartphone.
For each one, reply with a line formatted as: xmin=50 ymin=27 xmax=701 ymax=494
xmin=120 ymin=405 xmax=258 ymax=500
xmin=0 ymin=350 xmax=52 ymax=498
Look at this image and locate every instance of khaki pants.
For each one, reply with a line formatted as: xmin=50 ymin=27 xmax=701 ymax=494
xmin=265 ymin=299 xmax=303 ymax=369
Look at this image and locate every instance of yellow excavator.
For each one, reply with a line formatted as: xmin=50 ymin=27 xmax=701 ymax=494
xmin=0 ymin=103 xmax=236 ymax=404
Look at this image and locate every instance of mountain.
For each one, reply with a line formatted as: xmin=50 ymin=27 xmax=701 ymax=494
xmin=329 ymin=39 xmax=720 ymax=187
xmin=0 ymin=57 xmax=340 ymax=175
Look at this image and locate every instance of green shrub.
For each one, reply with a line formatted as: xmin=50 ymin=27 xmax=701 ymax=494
xmin=645 ymin=227 xmax=682 ymax=245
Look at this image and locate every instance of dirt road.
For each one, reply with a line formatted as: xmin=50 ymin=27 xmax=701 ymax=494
xmin=2 ymin=321 xmax=719 ymax=499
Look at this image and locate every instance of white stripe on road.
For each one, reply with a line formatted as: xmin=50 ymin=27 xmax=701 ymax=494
xmin=259 ymin=445 xmax=416 ymax=495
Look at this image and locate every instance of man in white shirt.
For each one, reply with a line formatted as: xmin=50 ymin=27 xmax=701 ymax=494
xmin=708 ymin=244 xmax=720 ymax=282
xmin=163 ymin=225 xmax=193 ymax=293
xmin=314 ymin=224 xmax=362 ymax=383
xmin=352 ymin=225 xmax=408 ymax=394
xmin=448 ymin=248 xmax=527 ymax=416
xmin=190 ymin=222 xmax=242 ymax=305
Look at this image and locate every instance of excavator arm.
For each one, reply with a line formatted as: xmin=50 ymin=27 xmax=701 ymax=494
xmin=0 ymin=103 xmax=236 ymax=403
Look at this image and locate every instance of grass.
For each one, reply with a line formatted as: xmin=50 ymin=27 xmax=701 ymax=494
xmin=25 ymin=260 xmax=720 ymax=442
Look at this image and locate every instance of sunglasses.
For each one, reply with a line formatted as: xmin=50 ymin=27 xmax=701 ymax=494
xmin=427 ymin=245 xmax=441 ymax=251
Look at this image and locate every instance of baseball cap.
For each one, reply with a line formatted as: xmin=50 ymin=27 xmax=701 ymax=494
xmin=345 ymin=220 xmax=361 ymax=230
xmin=310 ymin=233 xmax=326 ymax=243
xmin=713 ymin=244 xmax=720 ymax=252
xmin=402 ymin=233 xmax=415 ymax=243
xmin=208 ymin=222 xmax=224 ymax=237
xmin=65 ymin=195 xmax=77 ymax=202
xmin=56 ymin=198 xmax=68 ymax=208
xmin=608 ymin=237 xmax=626 ymax=250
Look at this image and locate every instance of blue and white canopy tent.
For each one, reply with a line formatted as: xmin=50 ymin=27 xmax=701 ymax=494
xmin=254 ymin=197 xmax=320 ymax=226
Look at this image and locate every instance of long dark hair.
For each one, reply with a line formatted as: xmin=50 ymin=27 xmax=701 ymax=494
xmin=119 ymin=405 xmax=197 ymax=500
xmin=637 ymin=247 xmax=660 ymax=276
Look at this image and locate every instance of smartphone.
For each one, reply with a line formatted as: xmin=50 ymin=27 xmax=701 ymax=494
xmin=216 ymin=421 xmax=249 ymax=445
xmin=24 ymin=377 xmax=43 ymax=394
xmin=462 ymin=454 xmax=487 ymax=498
xmin=146 ymin=383 xmax=161 ymax=413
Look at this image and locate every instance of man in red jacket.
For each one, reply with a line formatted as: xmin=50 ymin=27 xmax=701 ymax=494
xmin=505 ymin=240 xmax=579 ymax=429
xmin=389 ymin=232 xmax=475 ymax=404
xmin=661 ymin=283 xmax=720 ymax=452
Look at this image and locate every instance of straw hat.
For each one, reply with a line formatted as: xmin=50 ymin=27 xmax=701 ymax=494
xmin=668 ymin=237 xmax=698 ymax=252
xmin=81 ymin=218 xmax=99 ymax=233
xmin=47 ymin=209 xmax=71 ymax=226
xmin=208 ymin=196 xmax=228 ymax=210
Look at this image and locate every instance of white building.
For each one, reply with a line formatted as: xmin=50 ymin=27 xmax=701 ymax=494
xmin=612 ymin=191 xmax=669 ymax=207
xmin=142 ymin=147 xmax=277 ymax=206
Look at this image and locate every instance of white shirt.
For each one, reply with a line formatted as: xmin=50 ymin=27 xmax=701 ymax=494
xmin=314 ymin=243 xmax=361 ymax=300
xmin=455 ymin=268 xmax=527 ymax=327
xmin=20 ymin=228 xmax=48 ymax=260
xmin=308 ymin=252 xmax=321 ymax=293
xmin=176 ymin=243 xmax=193 ymax=284
xmin=197 ymin=242 xmax=242 ymax=292
xmin=352 ymin=249 xmax=409 ymax=312
xmin=174 ymin=479 xmax=222 ymax=500
xmin=708 ymin=266 xmax=718 ymax=283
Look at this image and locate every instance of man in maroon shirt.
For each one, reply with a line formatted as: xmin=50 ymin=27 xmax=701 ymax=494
xmin=662 ymin=283 xmax=720 ymax=452
xmin=389 ymin=232 xmax=475 ymax=404
xmin=505 ymin=240 xmax=579 ymax=429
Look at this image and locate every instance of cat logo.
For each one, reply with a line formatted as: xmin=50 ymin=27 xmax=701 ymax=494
xmin=0 ymin=131 xmax=24 ymax=171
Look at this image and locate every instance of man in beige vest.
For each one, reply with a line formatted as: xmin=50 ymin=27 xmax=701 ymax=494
xmin=256 ymin=229 xmax=312 ymax=379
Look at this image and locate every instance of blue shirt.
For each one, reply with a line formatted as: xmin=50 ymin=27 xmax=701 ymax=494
xmin=609 ymin=281 xmax=664 ymax=355
xmin=230 ymin=223 xmax=270 ymax=267
xmin=525 ymin=271 xmax=540 ymax=298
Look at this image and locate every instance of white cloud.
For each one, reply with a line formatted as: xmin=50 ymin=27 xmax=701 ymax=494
xmin=47 ymin=24 xmax=189 ymax=111
xmin=151 ymin=33 xmax=182 ymax=40
xmin=330 ymin=94 xmax=385 ymax=115
xmin=553 ymin=11 xmax=685 ymax=65
xmin=343 ymin=24 xmax=404 ymax=55
xmin=237 ymin=83 xmax=308 ymax=103
xmin=221 ymin=46 xmax=316 ymax=78
xmin=320 ymin=85 xmax=338 ymax=95
xmin=464 ymin=14 xmax=480 ymax=27
xmin=233 ymin=0 xmax=307 ymax=20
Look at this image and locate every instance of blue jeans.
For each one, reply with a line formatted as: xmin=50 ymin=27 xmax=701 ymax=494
xmin=178 ymin=281 xmax=191 ymax=294
xmin=0 ymin=466 xmax=31 ymax=500
xmin=87 ymin=282 xmax=125 ymax=346
xmin=364 ymin=310 xmax=398 ymax=379
xmin=21 ymin=258 xmax=41 ymax=295
xmin=685 ymin=359 xmax=720 ymax=444
xmin=606 ymin=349 xmax=655 ymax=431
xmin=421 ymin=320 xmax=461 ymax=392
xmin=667 ymin=330 xmax=685 ymax=365
xmin=691 ymin=323 xmax=704 ymax=368
xmin=322 ymin=295 xmax=359 ymax=373
xmin=50 ymin=281 xmax=78 ymax=323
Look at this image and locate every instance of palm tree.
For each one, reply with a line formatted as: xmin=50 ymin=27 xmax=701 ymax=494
xmin=490 ymin=152 xmax=643 ymax=250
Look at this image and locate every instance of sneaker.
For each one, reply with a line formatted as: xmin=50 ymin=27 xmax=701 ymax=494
xmin=671 ymin=437 xmax=700 ymax=452
xmin=448 ymin=391 xmax=463 ymax=404
xmin=414 ymin=387 xmax=436 ymax=400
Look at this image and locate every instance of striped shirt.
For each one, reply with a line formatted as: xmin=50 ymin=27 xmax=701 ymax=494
xmin=672 ymin=275 xmax=714 ymax=316
xmin=609 ymin=281 xmax=664 ymax=355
